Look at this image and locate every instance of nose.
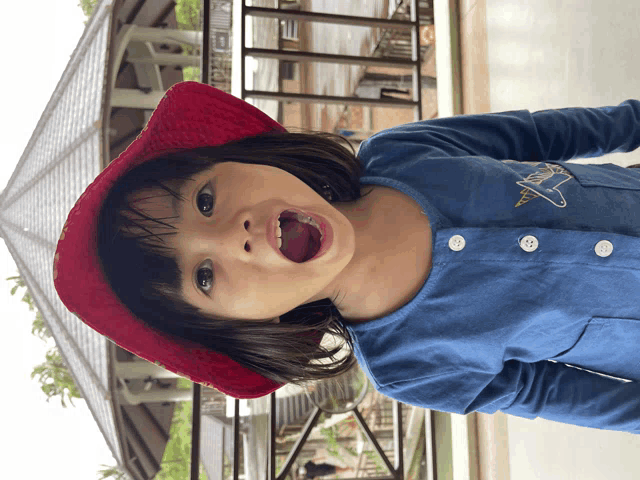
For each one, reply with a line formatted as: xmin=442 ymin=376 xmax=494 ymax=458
xmin=190 ymin=213 xmax=256 ymax=257
xmin=242 ymin=219 xmax=252 ymax=252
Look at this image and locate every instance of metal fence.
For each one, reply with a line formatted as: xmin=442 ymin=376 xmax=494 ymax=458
xmin=191 ymin=1 xmax=432 ymax=479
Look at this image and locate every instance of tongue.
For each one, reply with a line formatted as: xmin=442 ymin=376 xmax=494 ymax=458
xmin=279 ymin=216 xmax=321 ymax=263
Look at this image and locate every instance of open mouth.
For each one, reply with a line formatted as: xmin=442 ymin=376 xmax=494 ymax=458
xmin=276 ymin=210 xmax=323 ymax=263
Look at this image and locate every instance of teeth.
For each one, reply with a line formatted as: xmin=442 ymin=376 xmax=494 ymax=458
xmin=276 ymin=219 xmax=283 ymax=249
xmin=295 ymin=213 xmax=324 ymax=241
xmin=295 ymin=213 xmax=317 ymax=227
xmin=277 ymin=212 xmax=325 ymax=246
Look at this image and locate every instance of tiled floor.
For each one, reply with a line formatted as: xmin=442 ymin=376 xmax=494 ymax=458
xmin=481 ymin=0 xmax=640 ymax=166
xmin=458 ymin=2 xmax=640 ymax=479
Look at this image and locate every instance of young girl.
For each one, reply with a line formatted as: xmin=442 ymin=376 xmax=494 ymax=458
xmin=54 ymin=81 xmax=640 ymax=434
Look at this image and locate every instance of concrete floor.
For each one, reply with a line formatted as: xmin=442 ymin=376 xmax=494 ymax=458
xmin=475 ymin=0 xmax=640 ymax=167
xmin=461 ymin=1 xmax=640 ymax=479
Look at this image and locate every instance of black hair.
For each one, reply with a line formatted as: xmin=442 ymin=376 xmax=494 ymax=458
xmin=98 ymin=131 xmax=373 ymax=385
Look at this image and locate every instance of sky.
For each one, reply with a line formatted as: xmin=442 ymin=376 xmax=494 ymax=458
xmin=0 ymin=1 xmax=118 ymax=478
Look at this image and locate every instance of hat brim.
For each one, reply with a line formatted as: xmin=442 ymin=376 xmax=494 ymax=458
xmin=53 ymin=82 xmax=285 ymax=398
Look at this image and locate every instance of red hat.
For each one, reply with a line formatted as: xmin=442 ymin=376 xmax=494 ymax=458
xmin=53 ymin=82 xmax=285 ymax=398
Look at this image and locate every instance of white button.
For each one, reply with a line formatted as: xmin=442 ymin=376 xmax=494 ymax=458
xmin=519 ymin=235 xmax=539 ymax=252
xmin=448 ymin=235 xmax=466 ymax=251
xmin=595 ymin=240 xmax=613 ymax=257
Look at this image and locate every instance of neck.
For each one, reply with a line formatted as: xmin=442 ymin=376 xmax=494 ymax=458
xmin=329 ymin=188 xmax=383 ymax=319
xmin=316 ymin=186 xmax=402 ymax=321
xmin=315 ymin=186 xmax=433 ymax=323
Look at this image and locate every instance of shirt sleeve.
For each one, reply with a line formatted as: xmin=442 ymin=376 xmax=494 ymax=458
xmin=359 ymin=100 xmax=640 ymax=162
xmin=381 ymin=360 xmax=640 ymax=433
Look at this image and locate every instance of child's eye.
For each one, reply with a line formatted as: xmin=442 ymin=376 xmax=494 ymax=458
xmin=196 ymin=260 xmax=214 ymax=294
xmin=197 ymin=183 xmax=215 ymax=217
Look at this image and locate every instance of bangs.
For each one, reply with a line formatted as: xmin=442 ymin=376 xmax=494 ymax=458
xmin=98 ymin=155 xmax=215 ymax=321
xmin=121 ymin=186 xmax=184 ymax=250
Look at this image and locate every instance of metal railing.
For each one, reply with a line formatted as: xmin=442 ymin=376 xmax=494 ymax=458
xmin=267 ymin=393 xmax=405 ymax=480
xmin=191 ymin=390 xmax=407 ymax=480
xmin=240 ymin=0 xmax=424 ymax=121
xmin=190 ymin=2 xmax=428 ymax=478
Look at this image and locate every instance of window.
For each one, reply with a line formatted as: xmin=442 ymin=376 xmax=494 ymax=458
xmin=281 ymin=61 xmax=296 ymax=80
xmin=281 ymin=19 xmax=299 ymax=40
xmin=213 ymin=31 xmax=229 ymax=52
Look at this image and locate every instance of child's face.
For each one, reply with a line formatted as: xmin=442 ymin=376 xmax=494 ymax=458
xmin=129 ymin=161 xmax=356 ymax=321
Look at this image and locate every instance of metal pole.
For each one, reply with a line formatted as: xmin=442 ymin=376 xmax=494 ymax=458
xmin=411 ymin=0 xmax=423 ymax=121
xmin=352 ymin=407 xmax=397 ymax=476
xmin=241 ymin=0 xmax=247 ymax=99
xmin=233 ymin=399 xmax=240 ymax=480
xmin=246 ymin=6 xmax=415 ymax=30
xmin=268 ymin=393 xmax=277 ymax=480
xmin=393 ymin=401 xmax=404 ymax=479
xmin=246 ymin=47 xmax=416 ymax=68
xmin=201 ymin=0 xmax=210 ymax=83
xmin=245 ymin=90 xmax=418 ymax=108
xmin=277 ymin=407 xmax=324 ymax=480
xmin=190 ymin=383 xmax=202 ymax=480
xmin=276 ymin=0 xmax=283 ymax=124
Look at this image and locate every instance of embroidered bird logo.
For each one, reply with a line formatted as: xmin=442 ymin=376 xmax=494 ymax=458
xmin=505 ymin=162 xmax=574 ymax=208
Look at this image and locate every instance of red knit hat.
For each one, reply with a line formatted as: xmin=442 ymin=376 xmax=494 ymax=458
xmin=53 ymin=82 xmax=286 ymax=398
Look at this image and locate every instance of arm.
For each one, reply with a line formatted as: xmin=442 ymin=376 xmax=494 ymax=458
xmin=359 ymin=100 xmax=640 ymax=162
xmin=383 ymin=360 xmax=640 ymax=433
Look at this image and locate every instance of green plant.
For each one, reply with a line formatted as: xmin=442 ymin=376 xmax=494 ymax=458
xmin=31 ymin=348 xmax=83 ymax=407
xmin=320 ymin=425 xmax=343 ymax=462
xmin=319 ymin=415 xmax=359 ymax=463
xmin=7 ymin=275 xmax=82 ymax=407
xmin=97 ymin=381 xmax=201 ymax=479
xmin=344 ymin=446 xmax=357 ymax=457
xmin=176 ymin=377 xmax=192 ymax=389
xmin=176 ymin=0 xmax=201 ymax=57
xmin=224 ymin=453 xmax=232 ymax=479
xmin=7 ymin=275 xmax=34 ymax=308
xmin=31 ymin=311 xmax=52 ymax=341
xmin=97 ymin=465 xmax=127 ymax=480
xmin=276 ymin=455 xmax=285 ymax=476
xmin=78 ymin=0 xmax=99 ymax=22
xmin=176 ymin=0 xmax=201 ymax=30
xmin=156 ymin=399 xmax=208 ymax=480
xmin=363 ymin=450 xmax=387 ymax=475
xmin=183 ymin=66 xmax=202 ymax=82
xmin=7 ymin=275 xmax=53 ymax=341
xmin=6 ymin=275 xmax=203 ymax=478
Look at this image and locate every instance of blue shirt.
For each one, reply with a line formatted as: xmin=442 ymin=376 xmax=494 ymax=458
xmin=346 ymin=101 xmax=640 ymax=433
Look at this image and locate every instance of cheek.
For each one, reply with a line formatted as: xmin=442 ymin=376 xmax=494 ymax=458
xmin=220 ymin=275 xmax=267 ymax=309
xmin=222 ymin=273 xmax=300 ymax=316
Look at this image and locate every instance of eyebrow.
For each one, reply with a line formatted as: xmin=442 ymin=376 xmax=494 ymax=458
xmin=167 ymin=187 xmax=195 ymax=297
xmin=171 ymin=193 xmax=183 ymax=223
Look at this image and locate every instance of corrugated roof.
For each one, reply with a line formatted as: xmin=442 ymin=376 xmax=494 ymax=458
xmin=0 ymin=0 xmax=123 ymax=467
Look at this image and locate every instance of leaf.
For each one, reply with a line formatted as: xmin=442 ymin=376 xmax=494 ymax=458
xmin=30 ymin=347 xmax=82 ymax=408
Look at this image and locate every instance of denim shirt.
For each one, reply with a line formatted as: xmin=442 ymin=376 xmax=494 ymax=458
xmin=346 ymin=100 xmax=640 ymax=433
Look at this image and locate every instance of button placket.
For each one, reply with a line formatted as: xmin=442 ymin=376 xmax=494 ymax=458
xmin=595 ymin=240 xmax=613 ymax=258
xmin=448 ymin=235 xmax=466 ymax=251
xmin=519 ymin=235 xmax=539 ymax=252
